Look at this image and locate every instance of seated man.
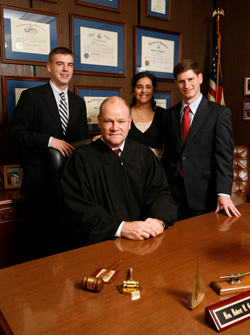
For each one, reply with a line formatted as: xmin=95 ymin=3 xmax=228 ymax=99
xmin=61 ymin=96 xmax=177 ymax=247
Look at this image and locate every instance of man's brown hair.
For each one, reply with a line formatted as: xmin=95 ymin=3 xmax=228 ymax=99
xmin=173 ymin=59 xmax=201 ymax=79
xmin=48 ymin=47 xmax=74 ymax=63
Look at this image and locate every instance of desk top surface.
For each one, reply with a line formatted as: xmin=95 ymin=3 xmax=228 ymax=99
xmin=1 ymin=204 xmax=250 ymax=334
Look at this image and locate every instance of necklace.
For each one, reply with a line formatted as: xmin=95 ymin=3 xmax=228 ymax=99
xmin=135 ymin=109 xmax=144 ymax=122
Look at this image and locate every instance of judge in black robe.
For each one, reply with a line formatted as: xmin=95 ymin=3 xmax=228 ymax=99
xmin=61 ymin=138 xmax=177 ymax=247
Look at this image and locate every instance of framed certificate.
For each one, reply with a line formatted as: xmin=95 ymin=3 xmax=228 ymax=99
xmin=2 ymin=75 xmax=50 ymax=131
xmin=0 ymin=4 xmax=60 ymax=65
xmin=154 ymin=90 xmax=173 ymax=109
xmin=75 ymin=0 xmax=121 ymax=12
xmin=75 ymin=85 xmax=122 ymax=132
xmin=134 ymin=25 xmax=182 ymax=81
xmin=71 ymin=14 xmax=126 ymax=77
xmin=146 ymin=0 xmax=171 ymax=21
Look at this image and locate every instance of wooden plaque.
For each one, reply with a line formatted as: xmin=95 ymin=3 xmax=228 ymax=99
xmin=211 ymin=276 xmax=250 ymax=295
xmin=205 ymin=291 xmax=250 ymax=332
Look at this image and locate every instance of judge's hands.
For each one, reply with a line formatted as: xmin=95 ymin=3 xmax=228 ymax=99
xmin=215 ymin=195 xmax=241 ymax=218
xmin=121 ymin=218 xmax=164 ymax=241
xmin=51 ymin=138 xmax=75 ymax=157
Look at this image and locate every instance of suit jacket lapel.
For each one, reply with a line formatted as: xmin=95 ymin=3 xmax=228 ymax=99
xmin=185 ymin=96 xmax=210 ymax=146
xmin=42 ymin=83 xmax=63 ymax=135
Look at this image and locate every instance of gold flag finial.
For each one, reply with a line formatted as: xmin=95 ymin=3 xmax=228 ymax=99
xmin=212 ymin=8 xmax=225 ymax=21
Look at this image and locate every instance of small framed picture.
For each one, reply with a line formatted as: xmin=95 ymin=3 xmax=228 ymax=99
xmin=2 ymin=165 xmax=23 ymax=190
xmin=243 ymin=101 xmax=250 ymax=121
xmin=244 ymin=76 xmax=250 ymax=96
xmin=0 ymin=166 xmax=4 ymax=190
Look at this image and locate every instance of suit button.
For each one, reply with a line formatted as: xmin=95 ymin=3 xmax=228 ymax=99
xmin=182 ymin=157 xmax=186 ymax=160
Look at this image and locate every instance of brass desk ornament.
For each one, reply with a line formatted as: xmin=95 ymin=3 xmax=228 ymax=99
xmin=119 ymin=268 xmax=142 ymax=300
xmin=211 ymin=271 xmax=250 ymax=295
xmin=190 ymin=258 xmax=207 ymax=309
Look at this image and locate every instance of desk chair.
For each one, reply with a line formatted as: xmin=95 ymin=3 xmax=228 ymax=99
xmin=231 ymin=146 xmax=250 ymax=205
xmin=48 ymin=139 xmax=91 ymax=251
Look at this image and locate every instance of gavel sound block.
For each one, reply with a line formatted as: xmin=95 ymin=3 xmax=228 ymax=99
xmin=119 ymin=268 xmax=142 ymax=300
xmin=82 ymin=260 xmax=122 ymax=292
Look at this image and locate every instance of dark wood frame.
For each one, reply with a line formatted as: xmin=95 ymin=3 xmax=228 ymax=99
xmin=75 ymin=85 xmax=122 ymax=134
xmin=146 ymin=0 xmax=171 ymax=21
xmin=75 ymin=0 xmax=121 ymax=12
xmin=243 ymin=101 xmax=250 ymax=121
xmin=0 ymin=4 xmax=60 ymax=66
xmin=134 ymin=25 xmax=182 ymax=81
xmin=70 ymin=14 xmax=126 ymax=77
xmin=2 ymin=165 xmax=22 ymax=190
xmin=154 ymin=90 xmax=173 ymax=108
xmin=244 ymin=76 xmax=250 ymax=97
xmin=0 ymin=310 xmax=14 ymax=335
xmin=2 ymin=75 xmax=50 ymax=131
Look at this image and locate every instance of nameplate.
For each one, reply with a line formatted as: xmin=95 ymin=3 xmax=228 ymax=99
xmin=205 ymin=291 xmax=250 ymax=332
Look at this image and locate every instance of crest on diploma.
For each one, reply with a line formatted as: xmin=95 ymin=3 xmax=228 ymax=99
xmin=190 ymin=258 xmax=207 ymax=309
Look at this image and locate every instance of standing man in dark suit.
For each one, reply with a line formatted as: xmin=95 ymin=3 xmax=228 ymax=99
xmin=8 ymin=46 xmax=88 ymax=257
xmin=161 ymin=59 xmax=241 ymax=220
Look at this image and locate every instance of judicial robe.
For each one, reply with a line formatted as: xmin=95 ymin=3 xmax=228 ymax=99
xmin=61 ymin=138 xmax=177 ymax=247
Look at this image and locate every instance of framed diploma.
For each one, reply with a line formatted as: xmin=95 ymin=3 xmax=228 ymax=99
xmin=146 ymin=0 xmax=171 ymax=21
xmin=0 ymin=4 xmax=60 ymax=65
xmin=75 ymin=0 xmax=121 ymax=12
xmin=2 ymin=75 xmax=50 ymax=131
xmin=70 ymin=14 xmax=126 ymax=77
xmin=75 ymin=85 xmax=122 ymax=132
xmin=134 ymin=25 xmax=182 ymax=81
xmin=154 ymin=90 xmax=173 ymax=109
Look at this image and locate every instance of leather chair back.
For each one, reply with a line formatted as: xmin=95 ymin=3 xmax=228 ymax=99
xmin=231 ymin=146 xmax=250 ymax=205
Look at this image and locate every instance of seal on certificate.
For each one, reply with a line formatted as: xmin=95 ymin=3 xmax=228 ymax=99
xmin=87 ymin=117 xmax=92 ymax=123
xmin=84 ymin=53 xmax=90 ymax=59
xmin=15 ymin=42 xmax=23 ymax=50
xmin=145 ymin=60 xmax=150 ymax=66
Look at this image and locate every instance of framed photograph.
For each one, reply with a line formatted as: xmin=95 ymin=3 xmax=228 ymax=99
xmin=0 ymin=4 xmax=60 ymax=65
xmin=244 ymin=76 xmax=250 ymax=96
xmin=70 ymin=14 xmax=126 ymax=77
xmin=2 ymin=75 xmax=50 ymax=131
xmin=243 ymin=101 xmax=250 ymax=121
xmin=134 ymin=25 xmax=181 ymax=81
xmin=2 ymin=165 xmax=22 ymax=190
xmin=75 ymin=0 xmax=121 ymax=12
xmin=0 ymin=166 xmax=4 ymax=190
xmin=154 ymin=90 xmax=173 ymax=109
xmin=75 ymin=85 xmax=122 ymax=132
xmin=146 ymin=0 xmax=171 ymax=21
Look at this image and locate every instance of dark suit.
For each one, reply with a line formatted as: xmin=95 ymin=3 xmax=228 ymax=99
xmin=8 ymin=82 xmax=88 ymax=198
xmin=8 ymin=82 xmax=88 ymax=258
xmin=161 ymin=96 xmax=234 ymax=219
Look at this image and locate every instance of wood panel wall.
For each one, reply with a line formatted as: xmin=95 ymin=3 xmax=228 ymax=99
xmin=3 ymin=0 xmax=245 ymax=168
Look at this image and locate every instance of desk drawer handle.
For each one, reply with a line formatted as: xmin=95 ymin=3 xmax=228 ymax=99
xmin=0 ymin=210 xmax=13 ymax=219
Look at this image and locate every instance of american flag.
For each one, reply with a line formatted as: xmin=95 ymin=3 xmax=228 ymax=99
xmin=208 ymin=18 xmax=225 ymax=106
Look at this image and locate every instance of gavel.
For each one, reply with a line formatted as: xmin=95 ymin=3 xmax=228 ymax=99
xmin=82 ymin=260 xmax=122 ymax=292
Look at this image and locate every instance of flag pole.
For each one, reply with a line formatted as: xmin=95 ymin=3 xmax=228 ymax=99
xmin=212 ymin=8 xmax=225 ymax=104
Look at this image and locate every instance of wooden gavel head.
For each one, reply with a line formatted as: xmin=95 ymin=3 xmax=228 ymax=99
xmin=82 ymin=275 xmax=104 ymax=292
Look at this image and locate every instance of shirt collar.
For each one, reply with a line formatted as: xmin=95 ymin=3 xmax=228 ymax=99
xmin=49 ymin=80 xmax=68 ymax=96
xmin=101 ymin=137 xmax=125 ymax=152
xmin=181 ymin=94 xmax=203 ymax=115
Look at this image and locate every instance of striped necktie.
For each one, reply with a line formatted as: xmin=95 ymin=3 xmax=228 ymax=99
xmin=59 ymin=92 xmax=68 ymax=135
xmin=114 ymin=149 xmax=121 ymax=155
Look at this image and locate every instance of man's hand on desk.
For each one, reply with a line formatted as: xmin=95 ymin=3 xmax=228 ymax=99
xmin=120 ymin=218 xmax=164 ymax=240
xmin=215 ymin=195 xmax=241 ymax=217
xmin=51 ymin=138 xmax=75 ymax=157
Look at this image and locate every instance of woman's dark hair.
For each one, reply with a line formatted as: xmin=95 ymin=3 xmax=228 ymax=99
xmin=131 ymin=72 xmax=157 ymax=110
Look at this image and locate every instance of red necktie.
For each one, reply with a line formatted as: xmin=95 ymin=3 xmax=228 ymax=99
xmin=180 ymin=106 xmax=190 ymax=177
xmin=182 ymin=105 xmax=190 ymax=144
xmin=114 ymin=149 xmax=121 ymax=155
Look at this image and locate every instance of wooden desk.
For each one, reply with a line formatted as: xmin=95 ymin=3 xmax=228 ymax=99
xmin=0 ymin=203 xmax=250 ymax=334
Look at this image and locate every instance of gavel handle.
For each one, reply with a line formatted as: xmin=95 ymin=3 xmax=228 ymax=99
xmin=100 ymin=260 xmax=122 ymax=278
